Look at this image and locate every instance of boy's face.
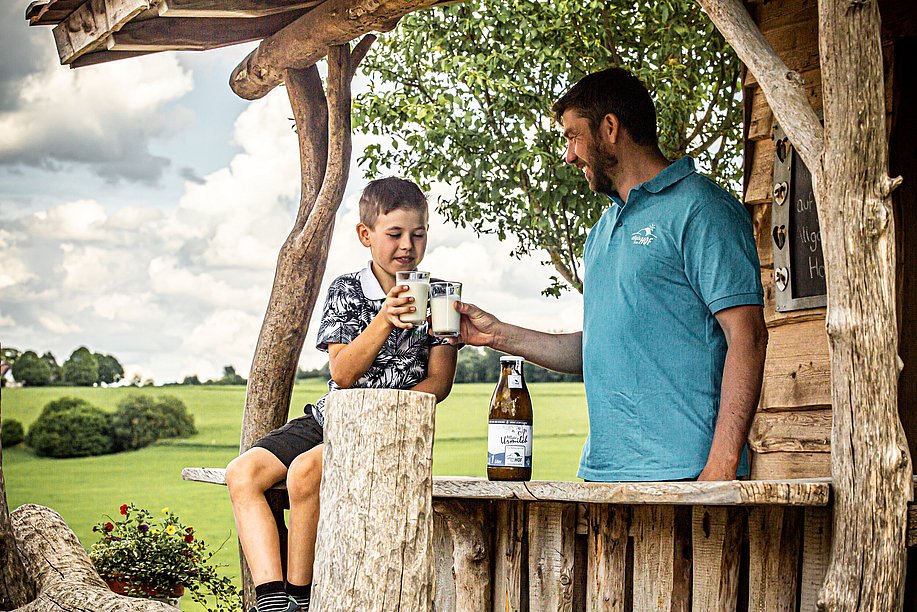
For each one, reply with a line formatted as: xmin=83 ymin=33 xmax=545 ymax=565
xmin=357 ymin=207 xmax=428 ymax=281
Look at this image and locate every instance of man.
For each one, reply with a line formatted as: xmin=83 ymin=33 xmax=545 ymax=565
xmin=456 ymin=68 xmax=767 ymax=481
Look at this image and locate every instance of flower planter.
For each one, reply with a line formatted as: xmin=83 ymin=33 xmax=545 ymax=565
xmin=106 ymin=579 xmax=184 ymax=608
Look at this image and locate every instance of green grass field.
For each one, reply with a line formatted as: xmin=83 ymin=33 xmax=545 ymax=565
xmin=1 ymin=382 xmax=588 ymax=611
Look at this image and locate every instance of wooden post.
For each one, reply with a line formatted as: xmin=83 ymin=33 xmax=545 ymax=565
xmin=0 ymin=406 xmax=36 ymax=609
xmin=432 ymin=500 xmax=492 ymax=611
xmin=817 ymin=0 xmax=911 ymax=609
xmin=235 ymin=38 xmax=373 ymax=607
xmin=311 ymin=389 xmax=437 ymax=611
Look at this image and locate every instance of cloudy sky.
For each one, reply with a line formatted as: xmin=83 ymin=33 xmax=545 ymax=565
xmin=0 ymin=5 xmax=583 ymax=384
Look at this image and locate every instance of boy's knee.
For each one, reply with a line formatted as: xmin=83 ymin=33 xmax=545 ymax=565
xmin=286 ymin=454 xmax=322 ymax=501
xmin=225 ymin=454 xmax=266 ymax=497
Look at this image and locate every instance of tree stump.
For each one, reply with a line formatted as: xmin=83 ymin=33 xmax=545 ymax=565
xmin=8 ymin=504 xmax=172 ymax=611
xmin=311 ymin=389 xmax=437 ymax=611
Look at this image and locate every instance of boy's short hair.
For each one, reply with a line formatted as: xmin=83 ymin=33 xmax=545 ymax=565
xmin=551 ymin=67 xmax=659 ymax=147
xmin=359 ymin=177 xmax=428 ymax=228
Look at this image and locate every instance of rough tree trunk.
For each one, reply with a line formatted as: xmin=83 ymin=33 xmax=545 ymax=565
xmin=0 ymin=404 xmax=35 ymax=610
xmin=816 ymin=0 xmax=911 ymax=609
xmin=237 ymin=39 xmax=373 ymax=608
xmin=312 ymin=389 xmax=437 ymax=611
xmin=7 ymin=505 xmax=172 ymax=611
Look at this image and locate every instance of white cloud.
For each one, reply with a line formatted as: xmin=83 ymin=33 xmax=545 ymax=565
xmin=28 ymin=199 xmax=108 ymax=241
xmin=183 ymin=309 xmax=260 ymax=377
xmin=92 ymin=292 xmax=161 ymax=322
xmin=0 ymin=52 xmax=194 ymax=182
xmin=37 ymin=313 xmax=79 ymax=335
xmin=0 ymin=311 xmax=15 ymax=326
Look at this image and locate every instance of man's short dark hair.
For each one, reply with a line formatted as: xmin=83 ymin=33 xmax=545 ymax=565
xmin=359 ymin=177 xmax=428 ymax=228
xmin=551 ymin=68 xmax=658 ymax=147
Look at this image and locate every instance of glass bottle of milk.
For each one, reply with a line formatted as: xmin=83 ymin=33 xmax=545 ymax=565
xmin=487 ymin=356 xmax=533 ymax=481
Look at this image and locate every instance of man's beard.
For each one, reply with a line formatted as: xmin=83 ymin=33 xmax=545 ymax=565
xmin=587 ymin=141 xmax=618 ymax=197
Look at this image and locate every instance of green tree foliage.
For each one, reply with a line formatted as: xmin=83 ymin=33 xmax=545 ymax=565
xmin=2 ymin=419 xmax=25 ymax=447
xmin=62 ymin=346 xmax=100 ymax=386
xmin=11 ymin=350 xmax=52 ymax=386
xmin=206 ymin=365 xmax=246 ymax=386
xmin=42 ymin=351 xmax=63 ymax=385
xmin=181 ymin=375 xmax=202 ymax=385
xmin=455 ymin=346 xmax=581 ymax=383
xmin=355 ymin=0 xmax=741 ymax=295
xmin=154 ymin=395 xmax=198 ymax=438
xmin=106 ymin=396 xmax=197 ymax=452
xmin=297 ymin=362 xmax=331 ymax=381
xmin=1 ymin=347 xmax=20 ymax=367
xmin=95 ymin=353 xmax=125 ymax=385
xmin=27 ymin=397 xmax=113 ymax=458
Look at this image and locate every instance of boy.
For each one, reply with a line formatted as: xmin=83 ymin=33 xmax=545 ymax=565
xmin=225 ymin=177 xmax=458 ymax=612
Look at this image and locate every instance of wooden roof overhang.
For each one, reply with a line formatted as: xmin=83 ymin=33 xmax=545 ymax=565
xmin=26 ymin=0 xmax=451 ymax=93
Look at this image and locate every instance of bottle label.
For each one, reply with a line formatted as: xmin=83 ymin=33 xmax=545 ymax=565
xmin=487 ymin=420 xmax=532 ymax=468
xmin=508 ymin=374 xmax=522 ymax=389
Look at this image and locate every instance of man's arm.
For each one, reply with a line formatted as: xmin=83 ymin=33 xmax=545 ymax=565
xmin=699 ymin=304 xmax=768 ymax=481
xmin=455 ymin=301 xmax=583 ymax=375
xmin=410 ymin=345 xmax=458 ymax=402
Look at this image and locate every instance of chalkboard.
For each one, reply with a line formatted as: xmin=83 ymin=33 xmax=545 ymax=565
xmin=771 ymin=123 xmax=827 ymax=312
xmin=789 ymin=156 xmax=826 ymax=298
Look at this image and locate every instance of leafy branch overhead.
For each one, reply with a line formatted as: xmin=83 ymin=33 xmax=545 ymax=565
xmin=354 ymin=0 xmax=742 ymax=296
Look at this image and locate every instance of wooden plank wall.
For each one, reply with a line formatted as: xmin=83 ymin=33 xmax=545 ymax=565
xmin=744 ymin=0 xmax=827 ymax=479
xmin=744 ymin=0 xmax=899 ymax=478
xmin=433 ymin=499 xmax=832 ymax=611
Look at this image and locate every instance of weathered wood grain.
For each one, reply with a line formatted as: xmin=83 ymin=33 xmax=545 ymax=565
xmin=750 ymin=202 xmax=773 ymax=269
xmin=748 ymin=408 xmax=832 ymax=453
xmin=432 ymin=500 xmax=491 ymax=612
xmin=692 ymin=506 xmax=745 ymax=611
xmin=632 ymin=505 xmax=675 ymax=611
xmin=586 ymin=505 xmax=629 ymax=611
xmin=52 ymin=0 xmax=149 ymax=64
xmin=817 ymin=0 xmax=913 ymax=608
xmin=108 ymin=12 xmax=306 ymax=52
xmin=493 ymin=500 xmax=526 ymax=612
xmin=311 ymin=389 xmax=437 ymax=611
xmin=432 ymin=509 xmax=456 ymax=612
xmin=158 ymin=0 xmax=321 ymax=18
xmin=750 ymin=451 xmax=831 ymax=480
xmin=528 ymin=502 xmax=576 ymax=611
xmin=748 ymin=506 xmax=801 ymax=611
xmin=759 ymin=318 xmax=830 ymax=410
xmin=799 ymin=506 xmax=831 ymax=611
xmin=744 ymin=138 xmax=775 ymax=205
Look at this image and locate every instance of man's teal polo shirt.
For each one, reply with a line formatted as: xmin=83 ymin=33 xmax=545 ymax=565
xmin=579 ymin=156 xmax=763 ymax=481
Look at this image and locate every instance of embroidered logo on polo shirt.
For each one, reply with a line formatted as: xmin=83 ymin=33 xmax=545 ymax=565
xmin=631 ymin=224 xmax=657 ymax=246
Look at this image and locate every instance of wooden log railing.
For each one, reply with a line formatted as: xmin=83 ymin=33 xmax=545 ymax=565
xmin=183 ymin=465 xmax=834 ymax=610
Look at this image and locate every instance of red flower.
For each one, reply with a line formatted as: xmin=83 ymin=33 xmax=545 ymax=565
xmin=104 ymin=522 xmax=114 ymax=532
xmin=119 ymin=504 xmax=129 ymax=515
xmin=184 ymin=534 xmax=194 ymax=543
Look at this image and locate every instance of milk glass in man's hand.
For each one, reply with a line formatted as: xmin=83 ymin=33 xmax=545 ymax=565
xmin=396 ymin=270 xmax=430 ymax=326
xmin=431 ymin=281 xmax=462 ymax=337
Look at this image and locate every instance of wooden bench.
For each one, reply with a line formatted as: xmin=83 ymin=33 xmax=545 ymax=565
xmin=183 ymin=467 xmax=832 ymax=610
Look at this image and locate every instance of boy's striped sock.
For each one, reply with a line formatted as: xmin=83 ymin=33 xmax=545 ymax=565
xmin=255 ymin=581 xmax=290 ymax=612
xmin=287 ymin=583 xmax=311 ymax=611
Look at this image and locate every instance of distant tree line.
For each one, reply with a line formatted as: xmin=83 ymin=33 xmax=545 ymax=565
xmin=1 ymin=346 xmax=124 ymax=387
xmin=170 ymin=365 xmax=247 ymax=387
xmin=292 ymin=347 xmax=581 ymax=385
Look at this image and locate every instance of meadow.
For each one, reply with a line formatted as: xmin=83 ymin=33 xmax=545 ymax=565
xmin=1 ymin=381 xmax=588 ymax=611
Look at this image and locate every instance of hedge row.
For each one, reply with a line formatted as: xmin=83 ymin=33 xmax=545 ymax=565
xmin=20 ymin=396 xmax=197 ymax=458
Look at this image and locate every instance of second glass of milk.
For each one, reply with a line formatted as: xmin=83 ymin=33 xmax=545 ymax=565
xmin=396 ymin=270 xmax=430 ymax=326
xmin=431 ymin=281 xmax=462 ymax=337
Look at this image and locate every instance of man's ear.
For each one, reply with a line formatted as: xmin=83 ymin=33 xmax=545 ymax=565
xmin=356 ymin=222 xmax=372 ymax=247
xmin=601 ymin=113 xmax=621 ymax=144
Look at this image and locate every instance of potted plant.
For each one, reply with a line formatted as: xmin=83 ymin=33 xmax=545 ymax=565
xmin=90 ymin=503 xmax=239 ymax=611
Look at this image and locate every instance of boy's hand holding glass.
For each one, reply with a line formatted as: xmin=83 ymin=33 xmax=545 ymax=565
xmin=382 ymin=283 xmax=420 ymax=329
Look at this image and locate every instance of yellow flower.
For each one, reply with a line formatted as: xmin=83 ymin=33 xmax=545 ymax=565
xmin=161 ymin=507 xmax=169 ymax=514
xmin=166 ymin=525 xmax=176 ymax=535
xmin=152 ymin=529 xmax=160 ymax=535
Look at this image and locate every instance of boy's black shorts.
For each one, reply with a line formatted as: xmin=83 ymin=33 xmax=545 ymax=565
xmin=251 ymin=405 xmax=324 ymax=468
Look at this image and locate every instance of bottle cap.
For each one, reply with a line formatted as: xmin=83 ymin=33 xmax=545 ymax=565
xmin=499 ymin=356 xmax=525 ymax=363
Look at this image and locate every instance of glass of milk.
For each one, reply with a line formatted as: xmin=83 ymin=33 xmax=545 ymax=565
xmin=430 ymin=281 xmax=462 ymax=337
xmin=395 ymin=270 xmax=430 ymax=326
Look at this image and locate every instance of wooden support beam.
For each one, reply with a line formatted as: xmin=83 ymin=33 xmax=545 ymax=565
xmin=52 ymin=0 xmax=150 ymax=64
xmin=528 ymin=503 xmax=576 ymax=611
xmin=157 ymin=0 xmax=323 ymax=18
xmin=107 ymin=12 xmax=306 ymax=52
xmin=229 ymin=0 xmax=441 ymax=100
